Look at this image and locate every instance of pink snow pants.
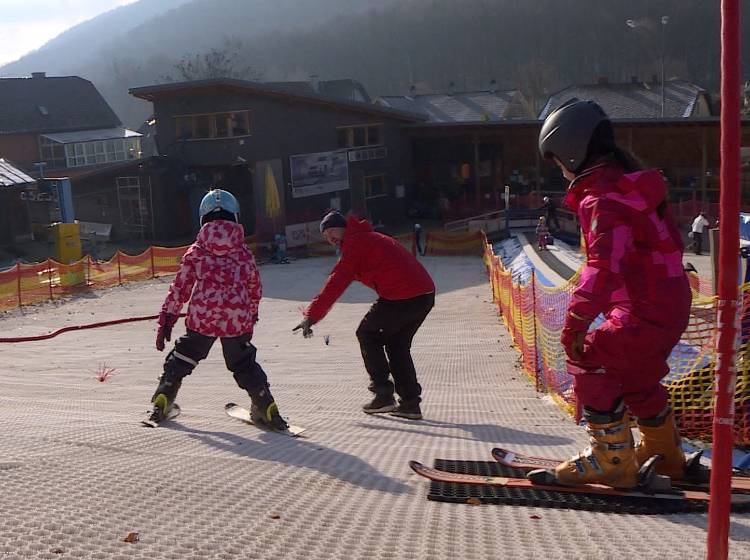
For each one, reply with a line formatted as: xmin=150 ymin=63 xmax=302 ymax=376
xmin=567 ymin=278 xmax=691 ymax=419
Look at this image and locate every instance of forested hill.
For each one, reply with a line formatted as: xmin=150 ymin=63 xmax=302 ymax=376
xmin=2 ymin=0 xmax=748 ymax=128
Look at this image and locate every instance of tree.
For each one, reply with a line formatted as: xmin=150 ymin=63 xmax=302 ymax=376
xmin=165 ymin=38 xmax=263 ymax=82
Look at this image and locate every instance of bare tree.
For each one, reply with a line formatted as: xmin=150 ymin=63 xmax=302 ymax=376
xmin=165 ymin=38 xmax=263 ymax=81
xmin=517 ymin=60 xmax=558 ymax=117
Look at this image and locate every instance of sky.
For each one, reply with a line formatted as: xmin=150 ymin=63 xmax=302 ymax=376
xmin=0 ymin=0 xmax=139 ymax=66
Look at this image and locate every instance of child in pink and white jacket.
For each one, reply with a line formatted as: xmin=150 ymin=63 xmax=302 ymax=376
xmin=147 ymin=189 xmax=287 ymax=430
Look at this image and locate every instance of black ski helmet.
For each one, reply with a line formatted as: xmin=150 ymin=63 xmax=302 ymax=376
xmin=538 ymin=98 xmax=609 ymax=174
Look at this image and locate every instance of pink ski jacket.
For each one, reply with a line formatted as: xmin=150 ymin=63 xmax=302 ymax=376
xmin=160 ymin=220 xmax=261 ymax=338
xmin=564 ymin=163 xmax=689 ymax=328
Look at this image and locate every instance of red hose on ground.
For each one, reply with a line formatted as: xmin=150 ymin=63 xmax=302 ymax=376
xmin=0 ymin=314 xmax=186 ymax=343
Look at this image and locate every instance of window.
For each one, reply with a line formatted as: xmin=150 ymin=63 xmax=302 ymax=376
xmin=39 ymin=136 xmax=66 ymax=169
xmin=61 ymin=137 xmax=142 ymax=168
xmin=172 ymin=110 xmax=253 ymax=140
xmin=364 ymin=175 xmax=387 ymax=199
xmin=337 ymin=124 xmax=383 ymax=149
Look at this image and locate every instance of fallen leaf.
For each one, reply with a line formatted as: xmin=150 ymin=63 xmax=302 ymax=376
xmin=270 ymin=514 xmax=281 ymax=520
xmin=466 ymin=497 xmax=482 ymax=506
xmin=123 ymin=532 xmax=139 ymax=543
xmin=530 ymin=515 xmax=541 ymax=520
xmin=52 ymin=548 xmax=64 ymax=554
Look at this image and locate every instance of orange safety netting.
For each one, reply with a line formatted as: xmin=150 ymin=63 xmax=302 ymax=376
xmin=425 ymin=231 xmax=484 ymax=256
xmin=483 ymin=236 xmax=750 ymax=445
xmin=0 ymin=246 xmax=189 ymax=312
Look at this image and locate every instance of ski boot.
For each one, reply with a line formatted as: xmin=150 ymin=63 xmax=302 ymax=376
xmin=249 ymin=386 xmax=288 ymax=431
xmin=146 ymin=372 xmax=183 ymax=425
xmin=635 ymin=408 xmax=708 ymax=483
xmin=528 ymin=402 xmax=643 ymax=489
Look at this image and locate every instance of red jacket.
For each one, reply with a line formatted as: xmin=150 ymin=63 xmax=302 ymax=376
xmin=305 ymin=216 xmax=435 ymax=324
xmin=161 ymin=220 xmax=261 ymax=337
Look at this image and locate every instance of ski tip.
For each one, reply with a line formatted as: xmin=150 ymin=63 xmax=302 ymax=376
xmin=408 ymin=460 xmax=424 ymax=472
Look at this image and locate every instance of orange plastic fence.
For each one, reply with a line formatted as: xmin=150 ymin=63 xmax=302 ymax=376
xmin=483 ymin=235 xmax=750 ymax=445
xmin=0 ymin=246 xmax=189 ymax=312
xmin=425 ymin=231 xmax=484 ymax=256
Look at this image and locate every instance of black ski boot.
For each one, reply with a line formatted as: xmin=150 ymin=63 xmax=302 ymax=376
xmin=249 ymin=387 xmax=288 ymax=431
xmin=145 ymin=372 xmax=183 ymax=426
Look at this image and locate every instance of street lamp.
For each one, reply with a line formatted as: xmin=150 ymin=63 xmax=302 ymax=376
xmin=660 ymin=16 xmax=669 ymax=117
xmin=626 ymin=16 xmax=669 ymax=117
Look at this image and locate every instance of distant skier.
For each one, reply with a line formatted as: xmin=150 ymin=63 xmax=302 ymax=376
xmin=689 ymin=212 xmax=710 ymax=255
xmin=293 ymin=211 xmax=435 ymax=420
xmin=535 ymin=216 xmax=550 ymax=250
xmin=530 ymin=100 xmax=691 ymax=488
xmin=542 ymin=196 xmax=560 ymax=230
xmin=147 ymin=189 xmax=287 ymax=430
xmin=414 ymin=223 xmax=424 ymax=255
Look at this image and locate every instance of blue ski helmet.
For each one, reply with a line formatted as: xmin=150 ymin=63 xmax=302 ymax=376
xmin=199 ymin=189 xmax=240 ymax=224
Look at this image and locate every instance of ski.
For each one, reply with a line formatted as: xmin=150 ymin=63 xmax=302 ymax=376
xmin=409 ymin=461 xmax=750 ymax=505
xmin=224 ymin=403 xmax=306 ymax=437
xmin=141 ymin=403 xmax=181 ymax=428
xmin=490 ymin=447 xmax=750 ymax=493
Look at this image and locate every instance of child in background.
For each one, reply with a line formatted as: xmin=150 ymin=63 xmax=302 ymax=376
xmin=535 ymin=216 xmax=550 ymax=250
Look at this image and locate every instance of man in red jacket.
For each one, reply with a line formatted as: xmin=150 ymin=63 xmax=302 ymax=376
xmin=294 ymin=211 xmax=435 ymax=419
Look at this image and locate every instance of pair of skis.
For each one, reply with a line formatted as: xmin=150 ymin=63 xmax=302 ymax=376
xmin=141 ymin=402 xmax=306 ymax=437
xmin=410 ymin=447 xmax=750 ymax=505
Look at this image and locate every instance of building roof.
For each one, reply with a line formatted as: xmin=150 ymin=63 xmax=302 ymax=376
xmin=0 ymin=159 xmax=35 ymax=187
xmin=129 ymin=78 xmax=425 ymax=123
xmin=41 ymin=127 xmax=141 ymax=144
xmin=376 ymin=90 xmax=531 ymax=123
xmin=0 ymin=74 xmax=122 ymax=135
xmin=264 ymin=79 xmax=371 ymax=103
xmin=539 ymin=79 xmax=709 ymax=120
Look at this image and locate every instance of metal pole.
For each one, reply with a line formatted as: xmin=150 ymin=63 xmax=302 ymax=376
xmin=661 ymin=16 xmax=669 ymax=117
xmin=707 ymin=1 xmax=741 ymax=558
xmin=16 ymin=263 xmax=22 ymax=308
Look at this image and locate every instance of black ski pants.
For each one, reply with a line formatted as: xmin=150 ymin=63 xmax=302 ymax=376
xmin=356 ymin=292 xmax=435 ymax=405
xmin=154 ymin=330 xmax=269 ymax=402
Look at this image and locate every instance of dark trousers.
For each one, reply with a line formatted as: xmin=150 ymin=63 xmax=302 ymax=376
xmin=693 ymin=231 xmax=704 ymax=254
xmin=356 ymin=292 xmax=435 ymax=405
xmin=547 ymin=213 xmax=560 ymax=230
xmin=153 ymin=330 xmax=269 ymax=402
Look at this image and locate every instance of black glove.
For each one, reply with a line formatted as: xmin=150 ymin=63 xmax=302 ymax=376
xmin=293 ymin=318 xmax=314 ymax=338
xmin=156 ymin=312 xmax=178 ymax=351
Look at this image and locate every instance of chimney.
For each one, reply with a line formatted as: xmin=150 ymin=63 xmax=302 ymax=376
xmin=489 ymin=78 xmax=497 ymax=93
xmin=448 ymin=81 xmax=456 ymax=95
xmin=630 ymin=76 xmax=639 ymax=84
xmin=596 ymin=76 xmax=608 ymax=85
xmin=31 ymin=72 xmax=46 ymax=79
xmin=309 ymin=74 xmax=320 ymax=93
xmin=409 ymin=84 xmax=416 ymax=97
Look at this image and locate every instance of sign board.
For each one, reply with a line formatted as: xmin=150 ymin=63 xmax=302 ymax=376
xmin=285 ymin=220 xmax=325 ymax=248
xmin=290 ymin=150 xmax=349 ymax=198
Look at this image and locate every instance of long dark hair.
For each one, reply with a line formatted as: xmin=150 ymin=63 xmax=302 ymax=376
xmin=585 ymin=121 xmax=667 ymax=217
xmin=584 ymin=121 xmax=644 ymax=172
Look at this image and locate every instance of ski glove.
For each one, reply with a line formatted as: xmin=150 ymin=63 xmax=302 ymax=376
xmin=561 ymin=311 xmax=590 ymax=362
xmin=156 ymin=312 xmax=178 ymax=351
xmin=293 ymin=317 xmax=314 ymax=338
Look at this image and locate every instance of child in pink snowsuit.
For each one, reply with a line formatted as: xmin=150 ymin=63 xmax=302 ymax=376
xmin=535 ymin=216 xmax=550 ymax=250
xmin=147 ymin=189 xmax=287 ymax=430
xmin=529 ymin=100 xmax=692 ymax=489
